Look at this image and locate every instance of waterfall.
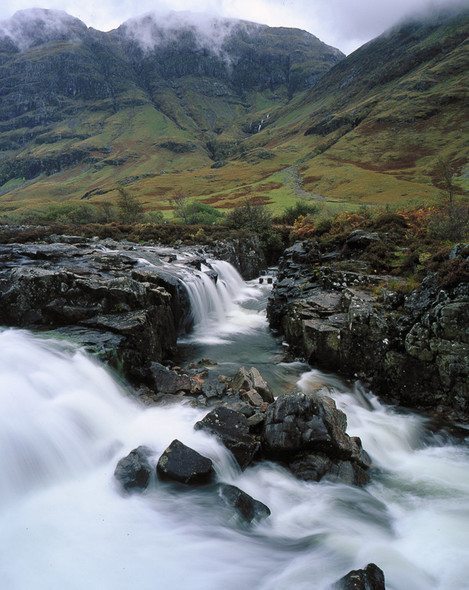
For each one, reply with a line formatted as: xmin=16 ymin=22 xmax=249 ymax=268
xmin=178 ymin=259 xmax=265 ymax=344
xmin=0 ymin=329 xmax=469 ymax=590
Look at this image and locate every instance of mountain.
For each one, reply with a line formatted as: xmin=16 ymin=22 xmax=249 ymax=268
xmin=0 ymin=7 xmax=467 ymax=216
xmin=261 ymin=6 xmax=469 ymax=205
xmin=0 ymin=8 xmax=342 ymax=211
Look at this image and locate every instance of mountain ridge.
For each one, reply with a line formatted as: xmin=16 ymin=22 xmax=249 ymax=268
xmin=0 ymin=7 xmax=467 ymax=216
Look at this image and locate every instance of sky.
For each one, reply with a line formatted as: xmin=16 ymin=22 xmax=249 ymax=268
xmin=0 ymin=0 xmax=465 ymax=53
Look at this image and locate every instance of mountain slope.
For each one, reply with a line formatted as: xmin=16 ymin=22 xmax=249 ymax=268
xmin=0 ymin=7 xmax=467 ymax=216
xmin=0 ymin=8 xmax=342 ymax=211
xmin=251 ymin=7 xmax=469 ymax=205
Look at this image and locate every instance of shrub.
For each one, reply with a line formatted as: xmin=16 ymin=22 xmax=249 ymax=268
xmin=95 ymin=202 xmax=118 ymax=223
xmin=117 ymin=188 xmax=144 ymax=223
xmin=385 ymin=277 xmax=421 ymax=294
xmin=427 ymin=203 xmax=469 ymax=242
xmin=11 ymin=203 xmax=103 ymax=225
xmin=436 ymin=259 xmax=469 ymax=289
xmin=291 ymin=215 xmax=316 ymax=238
xmin=276 ymin=201 xmax=321 ymax=225
xmin=174 ymin=201 xmax=223 ymax=225
xmin=315 ymin=218 xmax=333 ymax=236
xmin=144 ymin=210 xmax=165 ymax=224
xmin=225 ymin=200 xmax=272 ymax=233
xmin=372 ymin=212 xmax=408 ymax=230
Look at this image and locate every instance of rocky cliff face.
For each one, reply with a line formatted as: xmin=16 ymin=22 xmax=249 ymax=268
xmin=268 ymin=241 xmax=469 ymax=421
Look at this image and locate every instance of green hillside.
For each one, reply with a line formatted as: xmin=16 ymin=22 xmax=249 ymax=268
xmin=0 ymin=7 xmax=467 ymax=217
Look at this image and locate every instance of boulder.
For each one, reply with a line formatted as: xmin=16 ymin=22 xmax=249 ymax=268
xmin=114 ymin=446 xmax=152 ymax=492
xmin=288 ymin=453 xmax=369 ymax=486
xmin=345 ymin=230 xmax=381 ymax=250
xmin=263 ymin=393 xmax=331 ymax=455
xmin=157 ymin=440 xmax=214 ymax=485
xmin=218 ymin=484 xmax=271 ymax=524
xmin=194 ymin=407 xmax=260 ymax=469
xmin=262 ymin=393 xmax=371 ymax=486
xmin=149 ymin=363 xmax=192 ymax=395
xmin=241 ymin=388 xmax=265 ymax=408
xmin=333 ymin=563 xmax=386 ymax=590
xmin=230 ymin=367 xmax=274 ymax=403
xmin=198 ymin=373 xmax=228 ymax=399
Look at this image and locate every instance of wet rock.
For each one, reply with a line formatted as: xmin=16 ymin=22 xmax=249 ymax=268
xmin=209 ymin=236 xmax=266 ymax=280
xmin=131 ymin=267 xmax=192 ymax=334
xmin=230 ymin=367 xmax=274 ymax=403
xmin=114 ymin=446 xmax=152 ymax=492
xmin=262 ymin=392 xmax=370 ymax=486
xmin=197 ymin=373 xmax=228 ymax=399
xmin=0 ymin=243 xmax=181 ymax=383
xmin=149 ymin=363 xmax=192 ymax=395
xmin=218 ymin=483 xmax=271 ymax=523
xmin=241 ymin=388 xmax=265 ymax=408
xmin=246 ymin=412 xmax=266 ymax=432
xmin=333 ymin=563 xmax=386 ymax=590
xmin=194 ymin=407 xmax=260 ymax=469
xmin=288 ymin=453 xmax=369 ymax=486
xmin=157 ymin=440 xmax=214 ymax=485
xmin=268 ymin=240 xmax=469 ymax=421
xmin=263 ymin=393 xmax=331 ymax=454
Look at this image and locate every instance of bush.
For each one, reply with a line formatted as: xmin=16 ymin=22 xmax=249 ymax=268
xmin=276 ymin=201 xmax=321 ymax=225
xmin=174 ymin=201 xmax=223 ymax=225
xmin=315 ymin=218 xmax=333 ymax=236
xmin=291 ymin=214 xmax=316 ymax=238
xmin=117 ymin=188 xmax=144 ymax=223
xmin=225 ymin=200 xmax=272 ymax=233
xmin=144 ymin=210 xmax=165 ymax=224
xmin=371 ymin=212 xmax=408 ymax=230
xmin=10 ymin=203 xmax=104 ymax=225
xmin=427 ymin=203 xmax=469 ymax=242
xmin=436 ymin=259 xmax=469 ymax=289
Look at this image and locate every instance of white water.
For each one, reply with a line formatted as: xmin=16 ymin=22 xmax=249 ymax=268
xmin=1 ymin=262 xmax=469 ymax=590
xmin=181 ymin=259 xmax=266 ymax=344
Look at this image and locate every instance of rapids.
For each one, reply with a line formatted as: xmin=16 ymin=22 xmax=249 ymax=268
xmin=0 ymin=261 xmax=468 ymax=590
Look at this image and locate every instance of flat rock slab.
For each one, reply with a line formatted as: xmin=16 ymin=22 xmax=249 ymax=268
xmin=157 ymin=439 xmax=214 ymax=485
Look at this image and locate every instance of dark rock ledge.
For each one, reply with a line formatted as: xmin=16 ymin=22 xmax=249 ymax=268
xmin=268 ymin=241 xmax=468 ymax=421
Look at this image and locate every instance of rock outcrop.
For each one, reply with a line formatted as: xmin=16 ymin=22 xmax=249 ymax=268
xmin=268 ymin=241 xmax=469 ymax=420
xmin=195 ymin=407 xmax=260 ymax=469
xmin=0 ymin=237 xmax=251 ymax=383
xmin=157 ymin=440 xmax=214 ymax=485
xmin=262 ymin=392 xmax=370 ymax=486
xmin=333 ymin=563 xmax=386 ymax=590
xmin=209 ymin=236 xmax=266 ymax=280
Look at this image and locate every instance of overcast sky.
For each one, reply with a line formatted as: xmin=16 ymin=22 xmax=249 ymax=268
xmin=0 ymin=0 xmax=465 ymax=53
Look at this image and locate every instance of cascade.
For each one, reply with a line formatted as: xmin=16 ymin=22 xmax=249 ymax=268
xmin=0 ymin=256 xmax=468 ymax=590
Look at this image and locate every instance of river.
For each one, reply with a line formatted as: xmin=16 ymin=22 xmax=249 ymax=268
xmin=0 ymin=259 xmax=468 ymax=590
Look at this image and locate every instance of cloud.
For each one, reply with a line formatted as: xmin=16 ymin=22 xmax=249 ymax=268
xmin=0 ymin=0 xmax=466 ymax=53
xmin=121 ymin=10 xmax=248 ymax=55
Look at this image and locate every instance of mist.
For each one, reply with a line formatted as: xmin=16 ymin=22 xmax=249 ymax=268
xmin=0 ymin=0 xmax=467 ymax=53
xmin=122 ymin=10 xmax=250 ymax=55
